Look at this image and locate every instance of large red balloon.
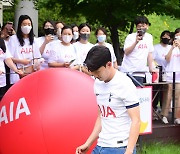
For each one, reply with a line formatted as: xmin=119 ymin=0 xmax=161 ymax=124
xmin=0 ymin=68 xmax=97 ymax=154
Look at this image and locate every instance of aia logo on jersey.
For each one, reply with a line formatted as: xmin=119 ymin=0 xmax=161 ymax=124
xmin=137 ymin=43 xmax=147 ymax=49
xmin=98 ymin=105 xmax=116 ymax=118
xmin=0 ymin=48 xmax=5 ymax=55
xmin=21 ymin=47 xmax=33 ymax=54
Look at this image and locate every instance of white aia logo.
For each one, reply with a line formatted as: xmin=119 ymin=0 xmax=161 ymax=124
xmin=0 ymin=97 xmax=31 ymax=126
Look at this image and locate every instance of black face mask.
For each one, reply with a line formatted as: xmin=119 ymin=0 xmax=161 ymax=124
xmin=44 ymin=28 xmax=55 ymax=35
xmin=161 ymin=38 xmax=170 ymax=44
xmin=80 ymin=33 xmax=90 ymax=41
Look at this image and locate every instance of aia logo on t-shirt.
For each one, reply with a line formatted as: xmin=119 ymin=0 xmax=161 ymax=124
xmin=0 ymin=48 xmax=5 ymax=55
xmin=21 ymin=47 xmax=33 ymax=54
xmin=137 ymin=44 xmax=147 ymax=49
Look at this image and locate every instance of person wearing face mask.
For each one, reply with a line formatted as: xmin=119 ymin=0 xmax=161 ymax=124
xmin=73 ymin=23 xmax=94 ymax=72
xmin=36 ymin=20 xmax=57 ymax=70
xmin=161 ymin=28 xmax=180 ymax=124
xmin=48 ymin=25 xmax=77 ymax=69
xmin=95 ymin=27 xmax=118 ymax=69
xmin=71 ymin=24 xmax=79 ymax=44
xmin=0 ymin=22 xmax=16 ymax=90
xmin=0 ymin=38 xmax=23 ymax=100
xmin=151 ymin=30 xmax=172 ymax=121
xmin=120 ymin=16 xmax=154 ymax=87
xmin=7 ymin=15 xmax=41 ymax=83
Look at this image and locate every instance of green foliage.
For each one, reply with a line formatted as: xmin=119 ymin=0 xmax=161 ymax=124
xmin=147 ymin=13 xmax=180 ymax=44
xmin=140 ymin=142 xmax=180 ymax=154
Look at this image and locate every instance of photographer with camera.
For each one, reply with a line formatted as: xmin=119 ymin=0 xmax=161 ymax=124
xmin=120 ymin=16 xmax=154 ymax=86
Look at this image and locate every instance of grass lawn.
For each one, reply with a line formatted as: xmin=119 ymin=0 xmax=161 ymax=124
xmin=138 ymin=142 xmax=180 ymax=154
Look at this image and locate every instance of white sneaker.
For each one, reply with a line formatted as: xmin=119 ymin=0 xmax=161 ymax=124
xmin=162 ymin=116 xmax=169 ymax=124
xmin=174 ymin=118 xmax=180 ymax=124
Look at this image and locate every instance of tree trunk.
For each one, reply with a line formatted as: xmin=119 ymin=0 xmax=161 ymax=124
xmin=129 ymin=21 xmax=134 ymax=34
xmin=109 ymin=25 xmax=123 ymax=65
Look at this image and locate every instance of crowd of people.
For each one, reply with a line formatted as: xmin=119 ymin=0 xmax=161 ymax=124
xmin=0 ymin=14 xmax=180 ymax=153
xmin=0 ymin=15 xmax=119 ymax=100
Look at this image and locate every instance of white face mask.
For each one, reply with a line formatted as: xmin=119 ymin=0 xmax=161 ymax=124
xmin=57 ymin=28 xmax=62 ymax=36
xmin=62 ymin=35 xmax=72 ymax=43
xmin=73 ymin=32 xmax=79 ymax=40
xmin=97 ymin=35 xmax=106 ymax=43
xmin=175 ymin=35 xmax=180 ymax=40
xmin=21 ymin=25 xmax=32 ymax=35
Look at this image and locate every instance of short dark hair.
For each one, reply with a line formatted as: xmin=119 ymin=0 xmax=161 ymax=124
xmin=95 ymin=27 xmax=107 ymax=36
xmin=134 ymin=16 xmax=151 ymax=26
xmin=78 ymin=23 xmax=91 ymax=32
xmin=84 ymin=45 xmax=111 ymax=72
xmin=61 ymin=25 xmax=73 ymax=34
xmin=160 ymin=30 xmax=171 ymax=38
xmin=43 ymin=20 xmax=55 ymax=29
xmin=175 ymin=28 xmax=180 ymax=34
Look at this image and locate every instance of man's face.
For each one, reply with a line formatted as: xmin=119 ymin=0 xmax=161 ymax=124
xmin=90 ymin=62 xmax=111 ymax=82
xmin=136 ymin=23 xmax=148 ymax=30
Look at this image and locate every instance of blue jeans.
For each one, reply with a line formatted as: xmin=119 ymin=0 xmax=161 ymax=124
xmin=92 ymin=145 xmax=136 ymax=154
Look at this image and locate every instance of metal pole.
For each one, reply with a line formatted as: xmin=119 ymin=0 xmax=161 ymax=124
xmin=0 ymin=1 xmax=3 ymax=27
xmin=172 ymin=72 xmax=175 ymax=124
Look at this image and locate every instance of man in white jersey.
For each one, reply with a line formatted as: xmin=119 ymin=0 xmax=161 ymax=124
xmin=121 ymin=16 xmax=153 ymax=86
xmin=76 ymin=46 xmax=140 ymax=154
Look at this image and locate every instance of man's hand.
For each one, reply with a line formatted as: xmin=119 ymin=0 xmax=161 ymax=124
xmin=76 ymin=143 xmax=89 ymax=154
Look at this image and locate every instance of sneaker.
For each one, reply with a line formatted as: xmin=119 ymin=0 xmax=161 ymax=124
xmin=174 ymin=118 xmax=180 ymax=124
xmin=162 ymin=116 xmax=169 ymax=124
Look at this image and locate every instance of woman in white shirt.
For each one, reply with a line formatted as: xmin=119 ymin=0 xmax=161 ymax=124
xmin=8 ymin=15 xmax=41 ymax=82
xmin=36 ymin=20 xmax=56 ymax=70
xmin=48 ymin=25 xmax=77 ymax=69
xmin=0 ymin=38 xmax=22 ymax=100
xmin=152 ymin=30 xmax=172 ymax=122
xmin=162 ymin=28 xmax=180 ymax=124
xmin=73 ymin=23 xmax=94 ymax=72
xmin=95 ymin=27 xmax=118 ymax=68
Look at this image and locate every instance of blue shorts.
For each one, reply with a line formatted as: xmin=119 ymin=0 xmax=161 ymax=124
xmin=92 ymin=145 xmax=136 ymax=154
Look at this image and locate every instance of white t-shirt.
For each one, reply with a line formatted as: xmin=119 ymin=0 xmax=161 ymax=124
xmin=0 ymin=48 xmax=12 ymax=87
xmin=36 ymin=36 xmax=59 ymax=70
xmin=94 ymin=70 xmax=139 ymax=147
xmin=94 ymin=42 xmax=117 ymax=65
xmin=121 ymin=32 xmax=154 ymax=76
xmin=166 ymin=47 xmax=180 ymax=83
xmin=73 ymin=41 xmax=94 ymax=65
xmin=48 ymin=41 xmax=77 ymax=65
xmin=8 ymin=35 xmax=41 ymax=84
xmin=153 ymin=44 xmax=171 ymax=71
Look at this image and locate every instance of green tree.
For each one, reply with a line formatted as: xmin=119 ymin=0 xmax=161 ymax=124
xmin=41 ymin=0 xmax=180 ymax=64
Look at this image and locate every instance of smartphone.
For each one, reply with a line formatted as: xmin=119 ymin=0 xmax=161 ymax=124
xmin=69 ymin=59 xmax=75 ymax=64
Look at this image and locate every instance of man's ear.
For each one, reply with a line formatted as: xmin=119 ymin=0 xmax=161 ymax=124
xmin=106 ymin=61 xmax=112 ymax=67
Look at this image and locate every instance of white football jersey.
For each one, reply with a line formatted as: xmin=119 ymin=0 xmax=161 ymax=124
xmin=94 ymin=70 xmax=139 ymax=147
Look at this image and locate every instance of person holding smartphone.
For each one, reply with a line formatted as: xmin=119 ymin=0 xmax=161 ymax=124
xmin=48 ymin=25 xmax=77 ymax=69
xmin=0 ymin=22 xmax=16 ymax=42
xmin=120 ymin=16 xmax=154 ymax=86
xmin=36 ymin=20 xmax=56 ymax=70
xmin=162 ymin=28 xmax=180 ymax=124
